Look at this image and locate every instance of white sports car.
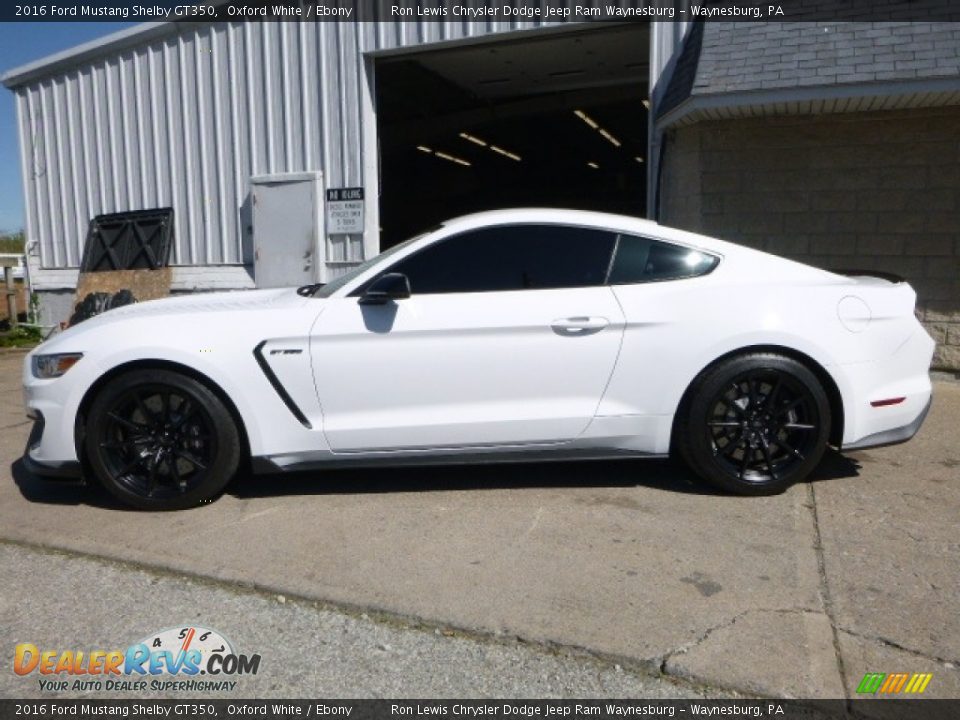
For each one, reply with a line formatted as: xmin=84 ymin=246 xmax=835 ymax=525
xmin=22 ymin=209 xmax=934 ymax=510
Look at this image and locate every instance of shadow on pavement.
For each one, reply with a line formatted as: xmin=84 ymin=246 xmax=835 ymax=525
xmin=11 ymin=458 xmax=129 ymax=511
xmin=229 ymin=457 xmax=722 ymax=499
xmin=11 ymin=449 xmax=861 ymax=509
xmin=809 ymin=448 xmax=863 ymax=483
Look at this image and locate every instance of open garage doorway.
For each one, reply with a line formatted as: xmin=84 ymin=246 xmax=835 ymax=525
xmin=374 ymin=24 xmax=650 ymax=249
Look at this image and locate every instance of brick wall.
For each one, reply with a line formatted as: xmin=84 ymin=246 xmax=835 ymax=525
xmin=0 ymin=279 xmax=28 ymax=324
xmin=659 ymin=106 xmax=960 ymax=371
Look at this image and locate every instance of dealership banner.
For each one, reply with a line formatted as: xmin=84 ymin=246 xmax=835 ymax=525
xmin=4 ymin=0 xmax=960 ymax=23
xmin=2 ymin=700 xmax=960 ymax=720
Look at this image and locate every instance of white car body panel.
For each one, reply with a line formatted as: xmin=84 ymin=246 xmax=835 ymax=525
xmin=311 ymin=286 xmax=624 ymax=452
xmin=21 ymin=209 xmax=934 ymax=477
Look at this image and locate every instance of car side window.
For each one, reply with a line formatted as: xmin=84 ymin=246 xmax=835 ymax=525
xmin=374 ymin=224 xmax=617 ymax=295
xmin=608 ymin=234 xmax=719 ymax=284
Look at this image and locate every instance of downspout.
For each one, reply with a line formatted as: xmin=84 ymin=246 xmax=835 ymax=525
xmin=647 ymin=17 xmax=692 ymax=221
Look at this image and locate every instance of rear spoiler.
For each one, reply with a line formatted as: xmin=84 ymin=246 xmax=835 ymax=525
xmin=830 ymin=268 xmax=905 ymax=284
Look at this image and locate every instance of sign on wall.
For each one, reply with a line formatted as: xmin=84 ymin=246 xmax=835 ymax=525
xmin=326 ymin=188 xmax=365 ymax=234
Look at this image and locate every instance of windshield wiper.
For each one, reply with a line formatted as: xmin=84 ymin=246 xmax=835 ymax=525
xmin=296 ymin=282 xmax=326 ymax=297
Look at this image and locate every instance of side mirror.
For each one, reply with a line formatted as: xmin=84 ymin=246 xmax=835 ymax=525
xmin=359 ymin=273 xmax=411 ymax=305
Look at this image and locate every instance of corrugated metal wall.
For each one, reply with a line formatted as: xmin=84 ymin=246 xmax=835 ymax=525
xmin=14 ymin=19 xmax=561 ymax=273
xmin=12 ymin=15 xmax=684 ymax=278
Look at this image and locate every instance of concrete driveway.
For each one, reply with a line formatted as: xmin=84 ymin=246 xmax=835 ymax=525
xmin=1 ymin=347 xmax=957 ymax=701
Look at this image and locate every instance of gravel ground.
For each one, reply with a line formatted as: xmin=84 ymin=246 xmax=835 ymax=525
xmin=0 ymin=541 xmax=733 ymax=700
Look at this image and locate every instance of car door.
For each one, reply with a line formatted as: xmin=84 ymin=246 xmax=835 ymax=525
xmin=310 ymin=224 xmax=626 ymax=453
xmin=596 ymin=232 xmax=723 ymax=423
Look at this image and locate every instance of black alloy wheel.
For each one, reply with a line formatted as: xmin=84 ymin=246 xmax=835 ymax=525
xmin=676 ymin=353 xmax=831 ymax=495
xmin=707 ymin=369 xmax=820 ymax=483
xmin=85 ymin=369 xmax=241 ymax=510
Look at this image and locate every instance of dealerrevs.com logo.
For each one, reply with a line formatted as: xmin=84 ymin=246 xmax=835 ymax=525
xmin=14 ymin=626 xmax=261 ymax=694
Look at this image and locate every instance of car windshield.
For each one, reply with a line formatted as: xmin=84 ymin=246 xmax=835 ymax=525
xmin=312 ymin=234 xmax=426 ymax=298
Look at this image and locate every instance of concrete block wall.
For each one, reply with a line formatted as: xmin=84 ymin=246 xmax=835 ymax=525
xmin=659 ymin=106 xmax=960 ymax=371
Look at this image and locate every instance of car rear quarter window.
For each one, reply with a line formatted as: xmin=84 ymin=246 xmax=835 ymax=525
xmin=379 ymin=224 xmax=617 ymax=295
xmin=608 ymin=234 xmax=719 ymax=284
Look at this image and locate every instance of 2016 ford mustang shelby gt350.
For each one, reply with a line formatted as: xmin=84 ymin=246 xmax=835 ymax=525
xmin=22 ymin=209 xmax=934 ymax=510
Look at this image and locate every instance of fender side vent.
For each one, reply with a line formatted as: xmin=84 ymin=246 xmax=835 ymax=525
xmin=253 ymin=341 xmax=312 ymax=429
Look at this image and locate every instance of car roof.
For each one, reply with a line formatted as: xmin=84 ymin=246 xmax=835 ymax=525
xmin=426 ymin=208 xmax=843 ymax=285
xmin=435 ymin=208 xmax=745 ymax=257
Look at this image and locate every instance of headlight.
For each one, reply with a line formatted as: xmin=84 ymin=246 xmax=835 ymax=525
xmin=31 ymin=353 xmax=83 ymax=379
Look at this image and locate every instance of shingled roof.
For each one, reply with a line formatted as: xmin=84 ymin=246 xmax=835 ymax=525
xmin=657 ymin=21 xmax=960 ymax=126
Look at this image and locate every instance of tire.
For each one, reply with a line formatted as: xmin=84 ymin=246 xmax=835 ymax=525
xmin=675 ymin=353 xmax=831 ymax=496
xmin=84 ymin=369 xmax=241 ymax=510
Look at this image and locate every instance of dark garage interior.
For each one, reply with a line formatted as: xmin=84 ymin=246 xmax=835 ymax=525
xmin=375 ymin=25 xmax=650 ymax=249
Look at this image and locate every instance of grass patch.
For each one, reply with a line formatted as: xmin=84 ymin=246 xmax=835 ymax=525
xmin=0 ymin=324 xmax=43 ymax=348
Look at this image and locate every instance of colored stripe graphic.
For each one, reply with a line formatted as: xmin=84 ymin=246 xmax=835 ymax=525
xmin=857 ymin=672 xmax=933 ymax=694
xmin=880 ymin=673 xmax=899 ymax=693
xmin=856 ymin=673 xmax=886 ymax=694
xmin=904 ymin=673 xmax=933 ymax=694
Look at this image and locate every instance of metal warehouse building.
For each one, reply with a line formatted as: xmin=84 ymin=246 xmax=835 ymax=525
xmin=3 ymin=3 xmax=960 ymax=369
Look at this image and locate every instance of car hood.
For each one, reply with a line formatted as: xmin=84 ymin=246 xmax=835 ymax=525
xmin=101 ymin=287 xmax=303 ymax=319
xmin=46 ymin=287 xmax=312 ymax=344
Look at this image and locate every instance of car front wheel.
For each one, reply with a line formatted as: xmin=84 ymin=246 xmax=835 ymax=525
xmin=84 ymin=369 xmax=241 ymax=510
xmin=675 ymin=353 xmax=831 ymax=495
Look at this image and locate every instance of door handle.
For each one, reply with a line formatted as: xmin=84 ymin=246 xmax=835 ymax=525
xmin=551 ymin=316 xmax=609 ymax=334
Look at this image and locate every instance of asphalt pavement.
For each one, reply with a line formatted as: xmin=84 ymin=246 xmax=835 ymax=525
xmin=0 ymin=542 xmax=731 ymax=699
xmin=1 ymin=348 xmax=957 ymax=704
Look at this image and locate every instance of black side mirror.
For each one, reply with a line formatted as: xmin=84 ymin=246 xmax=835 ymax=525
xmin=359 ymin=273 xmax=411 ymax=305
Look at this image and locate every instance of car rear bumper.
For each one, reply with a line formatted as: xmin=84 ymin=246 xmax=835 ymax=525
xmin=843 ymin=396 xmax=932 ymax=451
xmin=838 ymin=327 xmax=935 ymax=450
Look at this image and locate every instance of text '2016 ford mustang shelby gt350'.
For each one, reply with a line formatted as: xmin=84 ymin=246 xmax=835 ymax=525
xmin=23 ymin=209 xmax=934 ymax=510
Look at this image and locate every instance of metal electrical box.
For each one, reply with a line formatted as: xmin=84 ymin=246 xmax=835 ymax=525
xmin=250 ymin=172 xmax=324 ymax=289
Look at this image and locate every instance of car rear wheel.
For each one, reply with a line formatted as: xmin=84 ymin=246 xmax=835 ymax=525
xmin=675 ymin=353 xmax=831 ymax=495
xmin=84 ymin=369 xmax=241 ymax=510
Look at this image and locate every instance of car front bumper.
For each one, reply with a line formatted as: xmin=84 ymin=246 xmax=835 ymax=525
xmin=22 ymin=411 xmax=83 ymax=479
xmin=21 ymin=349 xmax=86 ymax=475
